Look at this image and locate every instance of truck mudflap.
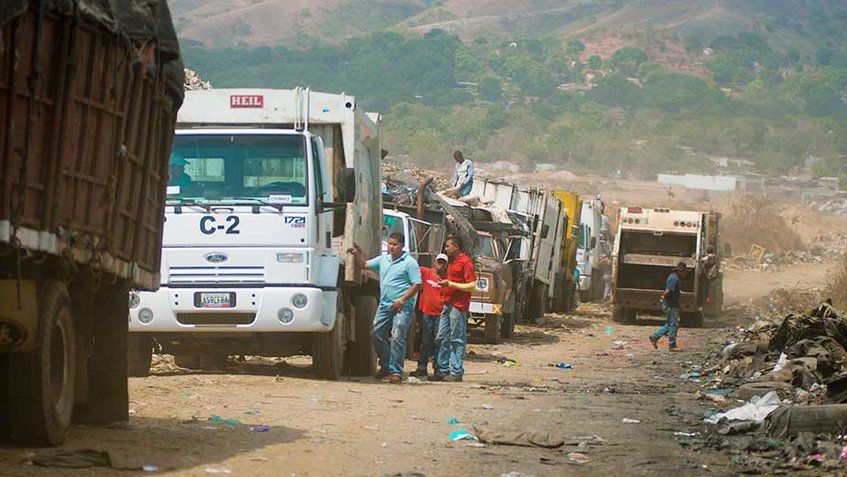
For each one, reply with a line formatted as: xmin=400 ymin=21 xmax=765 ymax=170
xmin=129 ymin=286 xmax=336 ymax=333
xmin=614 ymin=288 xmax=699 ymax=312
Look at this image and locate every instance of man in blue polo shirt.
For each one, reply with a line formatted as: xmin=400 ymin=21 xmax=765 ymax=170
xmin=650 ymin=262 xmax=687 ymax=352
xmin=349 ymin=233 xmax=421 ymax=384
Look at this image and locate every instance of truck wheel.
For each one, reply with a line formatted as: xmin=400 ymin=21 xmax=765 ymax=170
xmin=623 ymin=308 xmax=637 ymax=325
xmin=313 ymin=316 xmax=345 ymax=380
xmin=346 ymin=295 xmax=377 ymax=376
xmin=681 ymin=312 xmax=703 ymax=328
xmin=174 ymin=353 xmax=200 ymax=369
xmin=528 ymin=283 xmax=547 ymax=321
xmin=612 ymin=305 xmax=624 ymax=323
xmin=127 ymin=334 xmax=153 ymax=377
xmin=484 ymin=315 xmax=501 ymax=344
xmin=7 ymin=280 xmax=76 ymax=446
xmin=500 ymin=313 xmax=515 ymax=340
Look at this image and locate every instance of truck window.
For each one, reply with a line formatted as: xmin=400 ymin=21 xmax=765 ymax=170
xmin=168 ymin=134 xmax=308 ymax=204
xmin=311 ymin=137 xmax=326 ymax=201
xmin=474 ymin=236 xmax=497 ymax=260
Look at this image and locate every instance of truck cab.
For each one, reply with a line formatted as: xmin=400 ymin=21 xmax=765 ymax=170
xmin=576 ymin=199 xmax=604 ymax=301
xmin=382 ymin=209 xmax=419 ymax=260
xmin=128 ymin=89 xmax=382 ymax=379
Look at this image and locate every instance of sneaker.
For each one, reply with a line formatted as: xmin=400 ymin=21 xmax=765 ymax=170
xmin=410 ymin=368 xmax=428 ymax=378
xmin=668 ymin=346 xmax=681 ymax=353
xmin=649 ymin=335 xmax=659 ymax=350
xmin=444 ymin=374 xmax=463 ymax=382
xmin=427 ymin=374 xmax=446 ymax=382
xmin=375 ymin=368 xmax=390 ymax=379
xmin=389 ymin=373 xmax=402 ymax=384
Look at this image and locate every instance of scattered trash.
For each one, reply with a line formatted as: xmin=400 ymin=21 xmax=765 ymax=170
xmin=705 ymin=391 xmax=782 ymax=424
xmin=33 ymin=449 xmax=112 ymax=469
xmin=209 ymin=415 xmax=241 ymax=426
xmin=447 ymin=417 xmax=460 ymax=424
xmin=465 ymin=442 xmax=486 ymax=448
xmin=362 ymin=425 xmax=380 ymax=431
xmin=839 ymin=445 xmax=847 ymax=461
xmin=604 ymin=326 xmax=615 ymax=335
xmin=249 ymin=425 xmax=270 ymax=433
xmin=539 ymin=457 xmax=557 ymax=465
xmin=765 ymin=403 xmax=847 ymax=437
xmin=142 ymin=464 xmax=160 ymax=472
xmin=679 ymin=371 xmax=701 ymax=380
xmin=406 ymin=376 xmax=422 ymax=384
xmin=205 ymin=465 xmax=233 ymax=474
xmin=612 ymin=341 xmax=628 ymax=350
xmin=500 ymin=472 xmax=535 ymax=477
xmin=449 ymin=430 xmax=478 ymax=441
xmin=243 ymin=410 xmax=261 ymax=415
xmin=474 ymin=425 xmax=604 ymax=448
xmin=552 ymin=362 xmax=573 ymax=369
xmin=481 ymin=404 xmax=494 ymax=410
xmin=622 ymin=418 xmax=640 ymax=424
xmin=673 ymin=431 xmax=699 ymax=437
xmin=497 ymin=357 xmax=520 ymax=367
xmin=716 ymin=420 xmax=760 ymax=436
xmin=567 ymin=452 xmax=590 ymax=465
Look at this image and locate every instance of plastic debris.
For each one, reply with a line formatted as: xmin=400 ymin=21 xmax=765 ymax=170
xmin=705 ymin=391 xmax=782 ymax=424
xmin=243 ymin=410 xmax=261 ymax=416
xmin=604 ymin=326 xmax=615 ymax=335
xmin=673 ymin=431 xmax=699 ymax=437
xmin=679 ymin=371 xmax=701 ymax=380
xmin=205 ymin=466 xmax=233 ymax=474
xmin=497 ymin=357 xmax=520 ymax=366
xmin=209 ymin=415 xmax=241 ymax=426
xmin=142 ymin=464 xmax=160 ymax=472
xmin=447 ymin=417 xmax=460 ymax=424
xmin=622 ymin=418 xmax=640 ymax=424
xmin=840 ymin=445 xmax=847 ymax=461
xmin=481 ymin=404 xmax=494 ymax=410
xmin=249 ymin=425 xmax=270 ymax=432
xmin=449 ymin=430 xmax=478 ymax=441
xmin=567 ymin=452 xmax=590 ymax=464
xmin=552 ymin=362 xmax=574 ymax=369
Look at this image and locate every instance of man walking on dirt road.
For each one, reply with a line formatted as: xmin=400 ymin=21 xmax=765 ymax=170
xmin=349 ymin=234 xmax=421 ymax=384
xmin=411 ymin=253 xmax=450 ymax=378
xmin=431 ymin=236 xmax=476 ymax=382
xmin=650 ymin=262 xmax=687 ymax=352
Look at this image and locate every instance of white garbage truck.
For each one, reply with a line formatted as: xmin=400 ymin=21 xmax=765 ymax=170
xmin=128 ymin=88 xmax=383 ymax=379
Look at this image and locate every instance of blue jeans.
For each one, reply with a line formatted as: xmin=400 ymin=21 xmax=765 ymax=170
xmin=416 ymin=313 xmax=439 ymax=371
xmin=458 ymin=181 xmax=473 ymax=197
xmin=653 ymin=304 xmax=680 ymax=348
xmin=435 ymin=304 xmax=467 ymax=376
xmin=372 ymin=302 xmax=414 ymax=375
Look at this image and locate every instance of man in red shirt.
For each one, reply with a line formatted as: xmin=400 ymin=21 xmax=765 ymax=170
xmin=411 ymin=253 xmax=449 ymax=377
xmin=430 ymin=236 xmax=476 ymax=382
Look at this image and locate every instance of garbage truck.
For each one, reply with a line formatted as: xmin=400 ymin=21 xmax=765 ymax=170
xmin=0 ymin=0 xmax=183 ymax=445
xmin=127 ymin=88 xmax=382 ymax=379
xmin=611 ymin=207 xmax=717 ymax=327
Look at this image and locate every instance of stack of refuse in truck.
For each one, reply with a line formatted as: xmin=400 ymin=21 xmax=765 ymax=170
xmin=184 ymin=68 xmax=212 ymax=90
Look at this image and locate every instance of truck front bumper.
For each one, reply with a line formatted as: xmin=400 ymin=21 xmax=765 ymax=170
xmin=129 ymin=286 xmax=336 ymax=333
xmin=470 ymin=301 xmax=502 ymax=315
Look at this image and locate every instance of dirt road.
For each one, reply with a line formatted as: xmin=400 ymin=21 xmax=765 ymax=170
xmin=0 ymin=262 xmax=835 ymax=477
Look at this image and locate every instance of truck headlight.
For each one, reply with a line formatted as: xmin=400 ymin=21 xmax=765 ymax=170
xmin=138 ymin=308 xmax=154 ymax=325
xmin=277 ymin=253 xmax=304 ymax=263
xmin=277 ymin=307 xmax=294 ymax=324
xmin=129 ymin=292 xmax=140 ymax=309
xmin=476 ymin=278 xmax=489 ymax=291
xmin=291 ymin=293 xmax=308 ymax=309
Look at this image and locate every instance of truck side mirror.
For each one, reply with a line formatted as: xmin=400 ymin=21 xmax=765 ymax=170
xmin=541 ymin=224 xmax=550 ymax=239
xmin=339 ymin=167 xmax=356 ymax=203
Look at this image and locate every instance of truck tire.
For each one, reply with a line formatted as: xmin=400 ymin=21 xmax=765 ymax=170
xmin=484 ymin=315 xmax=501 ymax=344
xmin=127 ymin=334 xmax=153 ymax=377
xmin=612 ymin=305 xmax=624 ymax=323
xmin=527 ymin=283 xmax=547 ymax=321
xmin=174 ymin=353 xmax=200 ymax=369
xmin=346 ymin=295 xmax=377 ymax=376
xmin=7 ymin=280 xmax=76 ymax=446
xmin=623 ymin=308 xmax=637 ymax=325
xmin=313 ymin=317 xmax=345 ymax=380
xmin=500 ymin=313 xmax=515 ymax=340
xmin=681 ymin=311 xmax=703 ymax=328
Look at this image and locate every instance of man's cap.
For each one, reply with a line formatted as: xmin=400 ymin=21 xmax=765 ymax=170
xmin=436 ymin=253 xmax=449 ymax=262
xmin=169 ymin=152 xmax=188 ymax=167
xmin=676 ymin=262 xmax=688 ymax=270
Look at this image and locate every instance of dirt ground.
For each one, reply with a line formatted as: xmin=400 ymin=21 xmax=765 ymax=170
xmin=0 ymin=258 xmax=839 ymax=477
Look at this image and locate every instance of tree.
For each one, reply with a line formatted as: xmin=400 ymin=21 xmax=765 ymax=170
xmin=610 ymin=47 xmax=649 ymax=77
xmin=479 ymin=77 xmax=502 ymax=102
xmin=587 ymin=55 xmax=602 ymax=70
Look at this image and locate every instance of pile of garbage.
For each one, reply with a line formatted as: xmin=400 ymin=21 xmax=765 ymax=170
xmin=725 ymin=234 xmax=847 ymax=272
xmin=382 ymin=161 xmax=450 ymax=205
xmin=689 ymin=302 xmax=847 ymax=471
xmin=184 ymin=68 xmax=212 ymax=91
xmin=808 ymin=197 xmax=847 ymax=216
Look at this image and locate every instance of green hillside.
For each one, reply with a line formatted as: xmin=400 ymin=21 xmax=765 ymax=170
xmin=179 ymin=0 xmax=847 ymax=182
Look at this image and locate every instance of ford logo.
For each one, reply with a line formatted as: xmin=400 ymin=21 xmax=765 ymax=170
xmin=205 ymin=252 xmax=228 ymax=264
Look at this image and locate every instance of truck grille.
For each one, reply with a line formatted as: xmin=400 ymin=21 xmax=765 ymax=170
xmin=177 ymin=313 xmax=257 ymax=326
xmin=168 ymin=266 xmax=265 ymax=284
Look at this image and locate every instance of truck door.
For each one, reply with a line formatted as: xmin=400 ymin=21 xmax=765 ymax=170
xmin=312 ymin=136 xmax=333 ymax=258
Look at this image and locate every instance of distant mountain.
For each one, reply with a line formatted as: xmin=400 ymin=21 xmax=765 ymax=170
xmin=170 ymin=0 xmax=847 ymax=54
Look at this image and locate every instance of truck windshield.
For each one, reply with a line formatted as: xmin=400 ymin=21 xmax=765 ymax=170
xmin=474 ymin=236 xmax=498 ymax=260
xmin=167 ymin=134 xmax=308 ymax=205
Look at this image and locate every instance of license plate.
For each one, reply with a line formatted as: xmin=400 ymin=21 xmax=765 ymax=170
xmin=196 ymin=292 xmax=235 ymax=308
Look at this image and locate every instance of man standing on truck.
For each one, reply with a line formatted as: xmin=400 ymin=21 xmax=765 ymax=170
xmin=649 ymin=262 xmax=687 ymax=352
xmin=349 ymin=234 xmax=421 ymax=384
xmin=452 ymin=150 xmax=474 ymax=198
xmin=411 ymin=253 xmax=449 ymax=378
xmin=431 ymin=236 xmax=477 ymax=382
